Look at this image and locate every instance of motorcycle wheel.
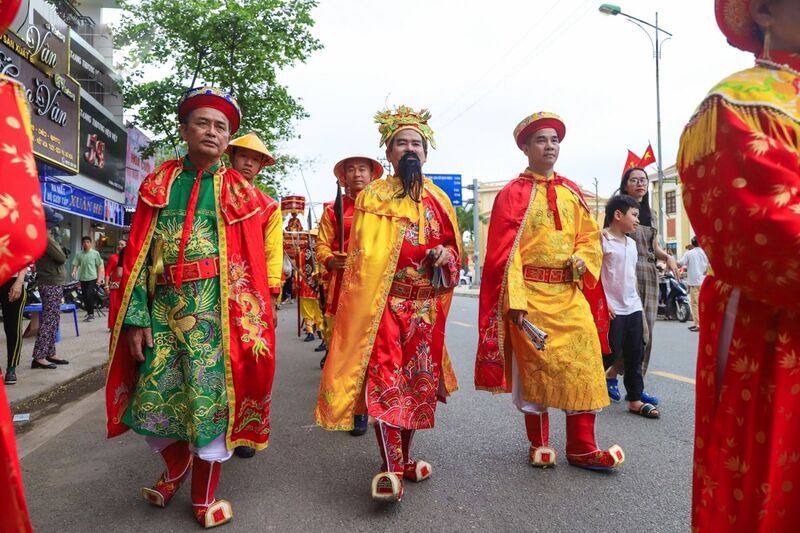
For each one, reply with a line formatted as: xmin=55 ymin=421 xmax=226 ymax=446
xmin=677 ymin=302 xmax=691 ymax=323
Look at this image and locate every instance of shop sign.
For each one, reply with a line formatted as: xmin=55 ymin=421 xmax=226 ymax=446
xmin=80 ymin=96 xmax=126 ymax=191
xmin=0 ymin=30 xmax=79 ymax=173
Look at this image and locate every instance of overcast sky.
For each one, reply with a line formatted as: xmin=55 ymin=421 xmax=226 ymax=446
xmin=108 ymin=1 xmax=753 ymax=219
xmin=273 ymin=0 xmax=752 ymax=217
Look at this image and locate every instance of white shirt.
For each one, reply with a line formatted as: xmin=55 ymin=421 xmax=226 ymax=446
xmin=679 ymin=247 xmax=709 ymax=287
xmin=601 ymin=232 xmax=643 ymax=315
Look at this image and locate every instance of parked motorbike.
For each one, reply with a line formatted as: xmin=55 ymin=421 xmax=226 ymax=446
xmin=24 ymin=268 xmax=40 ymax=306
xmin=657 ymin=272 xmax=691 ymax=322
xmin=62 ymin=280 xmax=108 ymax=312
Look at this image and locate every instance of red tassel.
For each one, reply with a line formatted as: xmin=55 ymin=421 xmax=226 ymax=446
xmin=175 ymin=169 xmax=205 ymax=288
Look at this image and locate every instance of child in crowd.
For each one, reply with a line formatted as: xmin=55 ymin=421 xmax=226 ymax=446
xmin=601 ymin=195 xmax=660 ymax=419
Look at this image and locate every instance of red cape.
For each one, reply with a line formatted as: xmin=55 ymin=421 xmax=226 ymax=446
xmin=106 ymin=159 xmax=277 ymax=449
xmin=474 ymin=174 xmax=610 ymax=391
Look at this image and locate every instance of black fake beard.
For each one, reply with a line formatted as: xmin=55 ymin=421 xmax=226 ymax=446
xmin=396 ymin=152 xmax=423 ymax=202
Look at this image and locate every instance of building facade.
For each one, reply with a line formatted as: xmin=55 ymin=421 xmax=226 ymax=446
xmin=649 ymin=164 xmax=695 ymax=257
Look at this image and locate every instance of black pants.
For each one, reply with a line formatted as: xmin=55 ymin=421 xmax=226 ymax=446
xmin=81 ymin=279 xmax=97 ymax=316
xmin=0 ymin=277 xmax=26 ymax=369
xmin=282 ymin=275 xmax=293 ymax=301
xmin=604 ymin=311 xmax=645 ymax=402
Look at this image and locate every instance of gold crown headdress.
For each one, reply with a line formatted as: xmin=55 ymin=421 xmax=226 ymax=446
xmin=374 ymin=105 xmax=436 ymax=149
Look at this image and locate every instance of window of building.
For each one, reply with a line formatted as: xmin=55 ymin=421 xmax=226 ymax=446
xmin=665 ymin=191 xmax=676 ymax=214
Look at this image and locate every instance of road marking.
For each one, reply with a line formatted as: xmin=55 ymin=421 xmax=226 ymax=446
xmin=650 ymin=370 xmax=696 ymax=385
xmin=17 ymin=389 xmax=104 ymax=461
xmin=451 ymin=321 xmax=473 ymax=328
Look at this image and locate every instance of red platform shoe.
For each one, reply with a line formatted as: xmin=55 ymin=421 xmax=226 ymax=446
xmin=141 ymin=440 xmax=193 ymax=507
xmin=403 ymin=460 xmax=432 ymax=482
xmin=525 ymin=412 xmax=556 ymax=467
xmin=371 ymin=471 xmax=404 ymax=502
xmin=191 ymin=458 xmax=233 ymax=528
xmin=565 ymin=412 xmax=624 ymax=471
xmin=401 ymin=429 xmax=432 ymax=482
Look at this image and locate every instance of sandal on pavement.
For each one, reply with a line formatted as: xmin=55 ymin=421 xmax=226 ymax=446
xmin=606 ymin=378 xmax=621 ymax=403
xmin=629 ymin=403 xmax=660 ymax=419
xmin=639 ymin=391 xmax=659 ymax=406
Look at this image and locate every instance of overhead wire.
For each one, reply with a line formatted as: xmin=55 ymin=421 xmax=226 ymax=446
xmin=436 ymin=0 xmax=562 ymax=123
xmin=438 ymin=0 xmax=595 ymax=130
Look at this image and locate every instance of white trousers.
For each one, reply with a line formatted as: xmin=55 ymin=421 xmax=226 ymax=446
xmin=145 ymin=433 xmax=233 ymax=462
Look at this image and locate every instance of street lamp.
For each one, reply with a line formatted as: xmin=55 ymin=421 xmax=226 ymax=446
xmin=599 ymin=4 xmax=672 ymax=247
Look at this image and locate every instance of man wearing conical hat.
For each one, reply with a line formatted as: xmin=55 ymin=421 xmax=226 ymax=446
xmin=315 ymin=106 xmax=461 ymax=503
xmin=678 ymin=2 xmax=800 ymax=530
xmin=315 ymin=155 xmax=384 ymax=434
xmin=475 ymin=112 xmax=624 ymax=472
xmin=106 ymin=87 xmax=276 ymax=528
xmin=226 ymin=132 xmax=283 ymax=460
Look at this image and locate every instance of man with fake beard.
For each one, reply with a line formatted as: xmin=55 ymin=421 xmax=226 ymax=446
xmin=316 ymin=155 xmax=384 ymax=434
xmin=315 ymin=106 xmax=460 ymax=502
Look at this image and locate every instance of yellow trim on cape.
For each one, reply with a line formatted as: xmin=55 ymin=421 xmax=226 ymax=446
xmin=476 ymin=183 xmax=538 ymax=394
xmin=108 ymin=215 xmax=159 ymax=374
xmin=678 ymin=65 xmax=800 ymax=169
xmin=315 ymin=177 xmax=461 ymax=430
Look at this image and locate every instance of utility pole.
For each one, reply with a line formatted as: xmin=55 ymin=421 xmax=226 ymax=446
xmin=464 ymin=179 xmax=481 ymax=286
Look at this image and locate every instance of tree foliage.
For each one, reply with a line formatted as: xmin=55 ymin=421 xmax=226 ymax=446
xmin=456 ymin=205 xmax=474 ymax=242
xmin=116 ymin=0 xmax=322 ymax=192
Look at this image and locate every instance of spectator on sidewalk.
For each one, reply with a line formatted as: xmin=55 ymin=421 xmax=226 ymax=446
xmin=678 ymin=236 xmax=709 ymax=332
xmin=601 ymin=196 xmax=659 ymax=419
xmin=31 ymin=206 xmax=69 ymax=371
xmin=1 ymin=266 xmax=28 ymax=385
xmin=71 ymin=236 xmax=104 ymax=322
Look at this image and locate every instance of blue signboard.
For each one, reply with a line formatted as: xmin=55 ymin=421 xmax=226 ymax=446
xmin=426 ymin=173 xmax=462 ymax=206
xmin=40 ymin=179 xmax=125 ymax=227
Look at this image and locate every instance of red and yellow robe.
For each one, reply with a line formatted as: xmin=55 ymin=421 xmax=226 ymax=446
xmin=474 ymin=172 xmax=610 ymax=411
xmin=106 ymin=159 xmax=277 ymax=450
xmin=677 ymin=51 xmax=800 ymax=532
xmin=315 ymin=177 xmax=460 ymax=430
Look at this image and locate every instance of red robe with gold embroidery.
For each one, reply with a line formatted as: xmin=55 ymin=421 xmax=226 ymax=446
xmin=106 ymin=159 xmax=276 ymax=450
xmin=677 ymin=51 xmax=800 ymax=531
xmin=0 ymin=77 xmax=39 ymax=533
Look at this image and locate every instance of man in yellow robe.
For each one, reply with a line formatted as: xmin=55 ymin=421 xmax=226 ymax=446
xmin=474 ymin=112 xmax=624 ymax=471
xmin=315 ymin=106 xmax=460 ymax=502
xmin=316 ymin=155 xmax=384 ymax=433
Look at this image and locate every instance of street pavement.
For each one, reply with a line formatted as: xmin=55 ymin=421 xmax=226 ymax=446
xmin=15 ymin=296 xmax=698 ymax=532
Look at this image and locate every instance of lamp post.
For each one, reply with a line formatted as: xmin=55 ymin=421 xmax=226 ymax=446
xmin=599 ymin=4 xmax=672 ymax=247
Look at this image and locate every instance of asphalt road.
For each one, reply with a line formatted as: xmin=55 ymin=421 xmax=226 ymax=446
xmin=18 ymin=296 xmax=697 ymax=532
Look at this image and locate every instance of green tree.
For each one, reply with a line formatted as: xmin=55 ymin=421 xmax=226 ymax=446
xmin=116 ymin=0 xmax=322 ymax=193
xmin=456 ymin=205 xmax=474 ymax=243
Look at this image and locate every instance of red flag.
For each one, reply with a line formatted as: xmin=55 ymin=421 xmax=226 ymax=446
xmin=622 ymin=150 xmax=642 ymax=176
xmin=640 ymin=142 xmax=656 ymax=167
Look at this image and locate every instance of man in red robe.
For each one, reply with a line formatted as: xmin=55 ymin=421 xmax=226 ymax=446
xmin=677 ymin=1 xmax=800 ymax=529
xmin=106 ymin=87 xmax=276 ymax=528
xmin=226 ymin=131 xmax=283 ymax=459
